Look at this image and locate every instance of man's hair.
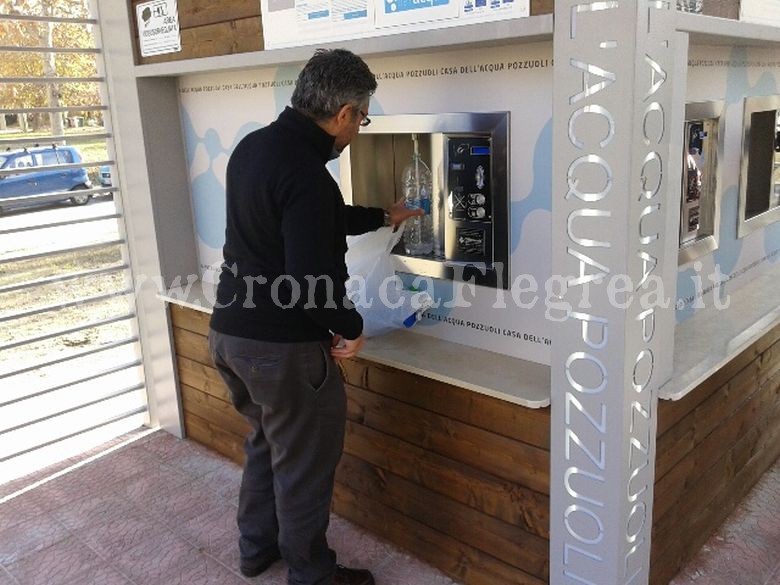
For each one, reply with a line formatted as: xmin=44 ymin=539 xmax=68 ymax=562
xmin=291 ymin=49 xmax=377 ymax=120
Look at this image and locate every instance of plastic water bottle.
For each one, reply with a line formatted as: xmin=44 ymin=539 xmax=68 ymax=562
xmin=402 ymin=134 xmax=434 ymax=256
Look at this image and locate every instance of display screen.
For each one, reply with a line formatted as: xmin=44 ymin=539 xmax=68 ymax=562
xmin=470 ymin=145 xmax=490 ymax=156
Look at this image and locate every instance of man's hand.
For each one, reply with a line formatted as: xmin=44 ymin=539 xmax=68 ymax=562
xmin=331 ymin=334 xmax=365 ymax=360
xmin=386 ymin=199 xmax=424 ymax=230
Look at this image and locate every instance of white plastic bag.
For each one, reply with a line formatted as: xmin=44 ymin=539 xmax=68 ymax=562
xmin=345 ymin=226 xmax=434 ymax=338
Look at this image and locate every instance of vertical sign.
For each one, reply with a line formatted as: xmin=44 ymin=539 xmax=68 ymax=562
xmin=550 ymin=1 xmax=675 ymax=584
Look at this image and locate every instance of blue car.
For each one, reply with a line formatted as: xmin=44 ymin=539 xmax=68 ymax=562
xmin=99 ymin=164 xmax=112 ymax=187
xmin=0 ymin=145 xmax=92 ymax=212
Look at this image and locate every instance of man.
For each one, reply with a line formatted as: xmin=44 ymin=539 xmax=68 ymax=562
xmin=208 ymin=49 xmax=421 ymax=585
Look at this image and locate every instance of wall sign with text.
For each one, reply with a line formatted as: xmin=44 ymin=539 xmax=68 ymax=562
xmin=261 ymin=0 xmax=529 ymax=49
xmin=136 ymin=0 xmax=182 ymax=57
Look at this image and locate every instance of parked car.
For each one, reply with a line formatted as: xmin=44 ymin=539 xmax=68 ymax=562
xmin=0 ymin=145 xmax=92 ymax=212
xmin=99 ymin=164 xmax=112 ymax=187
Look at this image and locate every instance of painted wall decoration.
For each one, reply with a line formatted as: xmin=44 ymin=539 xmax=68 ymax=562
xmin=676 ymin=45 xmax=780 ymax=323
xmin=178 ymin=42 xmax=554 ymax=364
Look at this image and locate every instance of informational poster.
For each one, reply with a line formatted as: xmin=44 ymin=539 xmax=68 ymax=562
xmin=261 ymin=0 xmax=529 ymax=49
xmin=375 ymin=0 xmax=458 ymax=28
xmin=136 ymin=0 xmax=181 ymax=57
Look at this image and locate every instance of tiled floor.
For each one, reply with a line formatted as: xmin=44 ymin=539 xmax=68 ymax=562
xmin=0 ymin=428 xmax=457 ymax=585
xmin=669 ymin=457 xmax=780 ymax=585
xmin=0 ymin=427 xmax=777 ymax=585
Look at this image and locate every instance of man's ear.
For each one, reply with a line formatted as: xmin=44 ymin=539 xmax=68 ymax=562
xmin=335 ymin=103 xmax=354 ymax=126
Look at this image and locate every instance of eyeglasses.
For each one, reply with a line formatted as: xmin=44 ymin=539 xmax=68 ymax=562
xmin=358 ymin=110 xmax=371 ymax=127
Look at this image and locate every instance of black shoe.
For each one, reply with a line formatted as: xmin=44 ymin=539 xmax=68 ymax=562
xmin=333 ymin=564 xmax=375 ymax=585
xmin=240 ymin=548 xmax=282 ymax=578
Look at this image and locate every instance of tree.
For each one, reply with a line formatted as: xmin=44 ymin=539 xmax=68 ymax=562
xmin=0 ymin=0 xmax=100 ymax=133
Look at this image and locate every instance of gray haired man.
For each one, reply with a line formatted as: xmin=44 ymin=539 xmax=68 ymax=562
xmin=209 ymin=49 xmax=420 ymax=585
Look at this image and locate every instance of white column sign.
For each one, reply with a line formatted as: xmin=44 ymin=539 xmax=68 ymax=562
xmin=136 ymin=0 xmax=182 ymax=58
xmin=550 ymin=1 xmax=676 ymax=584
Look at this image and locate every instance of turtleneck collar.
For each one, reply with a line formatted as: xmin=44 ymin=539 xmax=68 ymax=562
xmin=276 ymin=106 xmax=336 ymax=164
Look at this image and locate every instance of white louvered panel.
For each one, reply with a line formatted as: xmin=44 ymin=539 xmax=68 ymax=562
xmin=0 ymin=2 xmax=150 ymax=480
xmin=0 ymin=389 xmax=148 ymax=461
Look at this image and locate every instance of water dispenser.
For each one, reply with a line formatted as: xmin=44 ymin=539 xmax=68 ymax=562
xmin=340 ymin=112 xmax=510 ymax=289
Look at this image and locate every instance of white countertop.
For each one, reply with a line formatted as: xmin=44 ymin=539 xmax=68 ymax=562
xmin=660 ymin=261 xmax=780 ymax=401
xmin=158 ymin=261 xmax=780 ymax=406
xmin=157 ymin=279 xmax=551 ymax=408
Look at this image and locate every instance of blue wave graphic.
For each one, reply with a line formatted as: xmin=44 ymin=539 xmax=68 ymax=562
xmin=512 ymin=118 xmax=552 ymax=253
xmin=182 ymin=65 xmax=306 ymax=249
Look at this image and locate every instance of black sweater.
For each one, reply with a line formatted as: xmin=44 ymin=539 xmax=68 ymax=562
xmin=210 ymin=107 xmax=383 ymax=342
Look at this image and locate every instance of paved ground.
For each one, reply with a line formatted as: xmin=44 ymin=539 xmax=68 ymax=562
xmin=0 ymin=428 xmax=457 ymax=585
xmin=0 ymin=427 xmax=777 ymax=585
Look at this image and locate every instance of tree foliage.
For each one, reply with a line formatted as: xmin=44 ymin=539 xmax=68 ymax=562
xmin=0 ymin=0 xmax=103 ymax=129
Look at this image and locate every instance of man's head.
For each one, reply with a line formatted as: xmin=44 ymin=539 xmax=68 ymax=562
xmin=292 ymin=49 xmax=377 ymax=152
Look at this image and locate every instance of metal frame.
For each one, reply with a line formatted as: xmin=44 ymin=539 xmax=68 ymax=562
xmin=0 ymin=336 xmax=140 ymax=380
xmin=678 ymin=100 xmax=725 ymax=265
xmin=738 ymin=94 xmax=780 ymax=238
xmin=0 ymin=359 xmax=143 ymax=408
xmin=340 ymin=111 xmax=511 ymax=289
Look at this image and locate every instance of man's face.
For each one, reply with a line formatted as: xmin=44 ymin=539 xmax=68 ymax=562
xmin=333 ymin=102 xmax=370 ymax=153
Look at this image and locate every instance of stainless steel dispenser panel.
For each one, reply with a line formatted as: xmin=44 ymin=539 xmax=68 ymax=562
xmin=341 ymin=112 xmax=510 ymax=289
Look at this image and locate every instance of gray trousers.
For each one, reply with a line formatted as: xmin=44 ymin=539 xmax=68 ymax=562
xmin=208 ymin=330 xmax=346 ymax=585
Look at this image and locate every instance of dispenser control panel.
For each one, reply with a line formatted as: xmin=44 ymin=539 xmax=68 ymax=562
xmin=446 ymin=135 xmax=494 ymax=263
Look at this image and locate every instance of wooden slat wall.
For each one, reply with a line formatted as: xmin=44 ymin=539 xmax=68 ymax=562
xmin=649 ymin=321 xmax=780 ymax=585
xmin=168 ymin=303 xmax=779 ymax=585
xmin=168 ymin=303 xmax=551 ymax=585
xmin=704 ymin=0 xmax=741 ymax=19
xmin=130 ymin=0 xmax=264 ymax=65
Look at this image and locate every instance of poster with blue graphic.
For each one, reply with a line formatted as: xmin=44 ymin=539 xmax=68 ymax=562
xmin=375 ymin=0 xmax=458 ymax=28
xmin=178 ymin=42 xmax=553 ymax=364
xmin=261 ymin=0 xmax=528 ymax=49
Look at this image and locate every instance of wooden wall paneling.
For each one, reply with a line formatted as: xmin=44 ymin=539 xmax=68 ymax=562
xmin=529 ymin=0 xmax=553 ymax=15
xmin=344 ymin=420 xmax=550 ymax=538
xmin=340 ymin=359 xmax=369 ymax=388
xmin=346 ymin=384 xmax=550 ymax=493
xmin=178 ymin=18 xmax=262 ymax=59
xmin=332 ymin=485 xmax=547 ymax=585
xmin=185 ymin=411 xmax=247 ymax=464
xmin=336 ymin=453 xmax=549 ymax=580
xmin=174 ymin=0 xmax=261 ymax=29
xmin=130 ymin=0 xmax=261 ymax=28
xmin=180 ymin=383 xmax=251 ymax=436
xmin=653 ymin=370 xmax=780 ymax=524
xmin=177 ymin=355 xmax=232 ymax=403
xmin=172 ymin=326 xmax=212 ymax=365
xmin=655 ymin=356 xmax=762 ymax=480
xmin=131 ymin=0 xmax=263 ymax=65
xmin=758 ymin=336 xmax=780 ymax=386
xmin=651 ymin=370 xmax=780 ymax=575
xmin=170 ymin=303 xmax=211 ymax=336
xmin=360 ymin=359 xmax=551 ymax=449
xmin=703 ymin=0 xmax=741 ymax=19
xmin=650 ymin=397 xmax=780 ymax=585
